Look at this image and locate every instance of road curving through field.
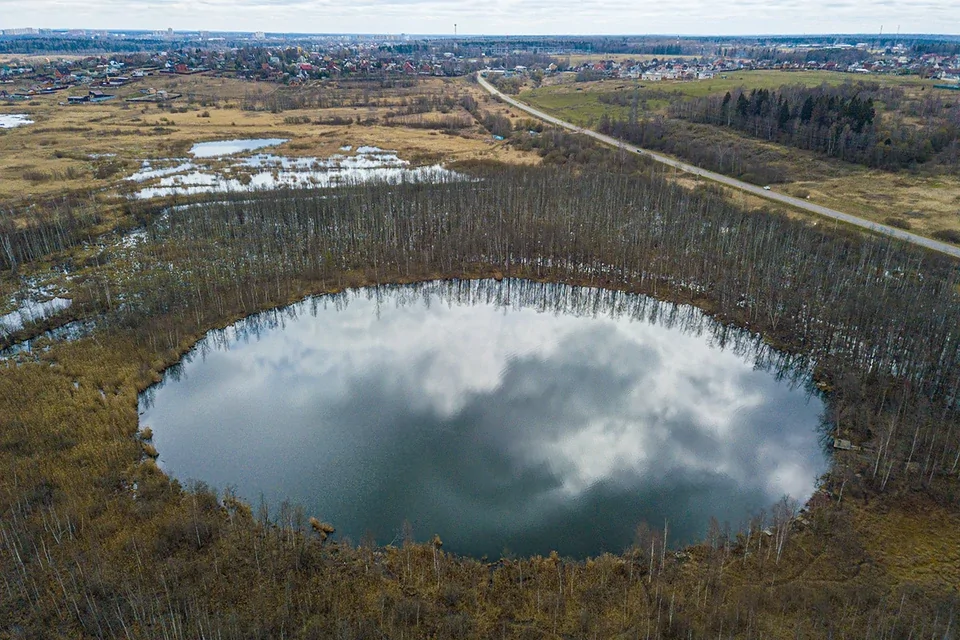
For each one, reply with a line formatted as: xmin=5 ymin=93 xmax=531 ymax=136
xmin=477 ymin=73 xmax=960 ymax=260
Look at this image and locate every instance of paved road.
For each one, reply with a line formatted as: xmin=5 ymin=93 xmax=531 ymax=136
xmin=477 ymin=73 xmax=960 ymax=260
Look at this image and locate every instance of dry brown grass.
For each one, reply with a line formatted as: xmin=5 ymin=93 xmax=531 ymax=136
xmin=0 ymin=76 xmax=544 ymax=205
xmin=853 ymin=496 xmax=960 ymax=590
xmin=792 ymin=172 xmax=960 ymax=239
xmin=5 ymin=72 xmax=952 ymax=248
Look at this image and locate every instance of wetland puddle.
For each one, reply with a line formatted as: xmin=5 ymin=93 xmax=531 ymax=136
xmin=0 ymin=295 xmax=71 ymax=334
xmin=0 ymin=114 xmax=34 ymax=128
xmin=0 ymin=320 xmax=94 ymax=361
xmin=189 ymin=138 xmax=289 ymax=158
xmin=130 ymin=144 xmax=458 ymax=199
xmin=139 ymin=279 xmax=828 ymax=558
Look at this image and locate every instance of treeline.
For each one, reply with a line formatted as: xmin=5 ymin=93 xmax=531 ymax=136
xmin=490 ymin=74 xmax=526 ymax=94
xmin=510 ymin=128 xmax=649 ymax=170
xmin=239 ymin=85 xmax=394 ymax=112
xmin=0 ymin=36 xmax=176 ymax=55
xmin=237 ymin=77 xmax=432 ymax=112
xmin=459 ymin=94 xmax=513 ymax=138
xmin=726 ymin=36 xmax=960 ymax=60
xmin=489 ymin=53 xmax=561 ymax=71
xmin=734 ymin=46 xmax=872 ymax=67
xmin=385 ymin=92 xmax=462 ymax=116
xmin=597 ymin=115 xmax=789 ymax=184
xmin=671 ymin=82 xmax=960 ymax=170
xmin=0 ymin=195 xmax=106 ymax=271
xmin=119 ymin=167 xmax=960 ymax=458
xmin=463 ymin=99 xmax=638 ymax=167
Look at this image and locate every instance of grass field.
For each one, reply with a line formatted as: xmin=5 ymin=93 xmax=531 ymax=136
xmin=526 ymin=70 xmax=938 ymax=122
xmin=0 ymin=75 xmax=539 ymax=207
xmin=546 ymin=68 xmax=935 ymax=94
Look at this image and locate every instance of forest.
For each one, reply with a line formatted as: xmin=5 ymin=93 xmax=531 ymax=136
xmin=670 ymin=82 xmax=960 ymax=170
xmin=588 ymin=80 xmax=960 ymax=185
xmin=0 ymin=36 xmax=176 ymax=54
xmin=595 ymin=114 xmax=793 ymax=185
xmin=3 ymin=142 xmax=960 ymax=636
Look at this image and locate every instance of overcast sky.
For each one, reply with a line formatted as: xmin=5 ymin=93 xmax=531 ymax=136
xmin=3 ymin=0 xmax=957 ymax=36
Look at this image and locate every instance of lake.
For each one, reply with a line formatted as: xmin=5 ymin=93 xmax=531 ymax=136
xmin=139 ymin=279 xmax=828 ymax=558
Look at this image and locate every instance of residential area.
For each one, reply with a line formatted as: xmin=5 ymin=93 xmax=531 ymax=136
xmin=2 ymin=32 xmax=959 ymax=103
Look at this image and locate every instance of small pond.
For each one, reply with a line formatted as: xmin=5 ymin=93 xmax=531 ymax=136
xmin=0 ymin=114 xmax=34 ymax=129
xmin=139 ymin=279 xmax=828 ymax=558
xmin=189 ymin=138 xmax=288 ymax=158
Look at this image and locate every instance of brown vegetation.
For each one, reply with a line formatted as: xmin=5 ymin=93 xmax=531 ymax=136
xmin=0 ymin=76 xmax=537 ymax=210
xmin=3 ymin=148 xmax=960 ymax=637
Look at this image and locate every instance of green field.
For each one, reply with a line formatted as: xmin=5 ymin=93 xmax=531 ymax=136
xmin=525 ymin=70 xmax=938 ymax=126
xmin=640 ymin=69 xmax=931 ymax=98
xmin=519 ymin=86 xmax=632 ymax=126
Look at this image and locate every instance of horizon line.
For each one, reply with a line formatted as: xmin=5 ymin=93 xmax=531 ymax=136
xmin=2 ymin=29 xmax=960 ymax=39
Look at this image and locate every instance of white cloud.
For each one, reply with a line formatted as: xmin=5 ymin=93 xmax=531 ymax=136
xmin=3 ymin=0 xmax=957 ymax=35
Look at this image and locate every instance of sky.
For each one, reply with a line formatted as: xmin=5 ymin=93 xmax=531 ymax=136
xmin=2 ymin=0 xmax=958 ymax=37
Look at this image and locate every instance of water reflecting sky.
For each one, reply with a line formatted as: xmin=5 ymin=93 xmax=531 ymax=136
xmin=140 ymin=279 xmax=828 ymax=558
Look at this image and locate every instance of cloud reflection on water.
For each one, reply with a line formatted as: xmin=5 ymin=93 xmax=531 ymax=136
xmin=140 ymin=279 xmax=828 ymax=558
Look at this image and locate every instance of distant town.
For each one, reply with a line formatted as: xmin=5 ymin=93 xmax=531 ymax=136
xmin=1 ymin=32 xmax=959 ymax=102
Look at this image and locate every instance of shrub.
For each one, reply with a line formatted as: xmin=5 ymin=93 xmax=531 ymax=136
xmin=93 ymin=160 xmax=124 ymax=179
xmin=63 ymin=166 xmax=84 ymax=180
xmin=932 ymin=228 xmax=960 ymax=244
xmin=885 ymin=216 xmax=912 ymax=230
xmin=22 ymin=169 xmax=53 ymax=182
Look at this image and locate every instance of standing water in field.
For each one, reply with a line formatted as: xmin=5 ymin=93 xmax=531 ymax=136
xmin=189 ymin=138 xmax=289 ymax=157
xmin=0 ymin=114 xmax=34 ymax=129
xmin=139 ymin=279 xmax=828 ymax=558
xmin=130 ymin=144 xmax=459 ymax=199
